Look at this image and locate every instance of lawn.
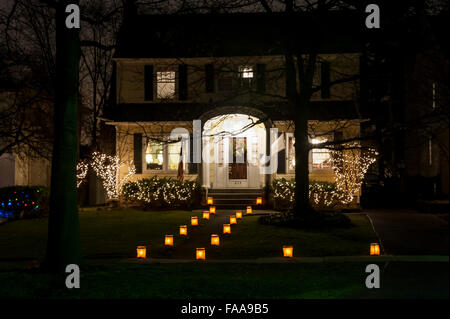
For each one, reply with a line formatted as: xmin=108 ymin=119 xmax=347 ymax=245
xmin=0 ymin=209 xmax=447 ymax=299
xmin=0 ymin=209 xmax=378 ymax=263
xmin=0 ymin=208 xmax=203 ymax=261
xmin=207 ymin=214 xmax=379 ymax=259
xmin=0 ymin=262 xmax=447 ymax=299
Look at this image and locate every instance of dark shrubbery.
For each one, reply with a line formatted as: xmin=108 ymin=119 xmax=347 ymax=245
xmin=121 ymin=177 xmax=201 ymax=209
xmin=0 ymin=186 xmax=50 ymax=220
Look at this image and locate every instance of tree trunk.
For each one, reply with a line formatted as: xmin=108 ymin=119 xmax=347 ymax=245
xmin=44 ymin=0 xmax=81 ymax=273
xmin=293 ymin=97 xmax=312 ymax=215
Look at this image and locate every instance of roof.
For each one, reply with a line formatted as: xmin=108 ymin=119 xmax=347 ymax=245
xmin=115 ymin=12 xmax=364 ymax=58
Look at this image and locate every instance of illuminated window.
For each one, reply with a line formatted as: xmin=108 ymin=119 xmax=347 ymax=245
xmin=156 ymin=71 xmax=175 ymax=99
xmin=287 ymin=135 xmax=296 ymax=172
xmin=239 ymin=66 xmax=253 ymax=78
xmin=239 ymin=65 xmax=253 ymax=88
xmin=145 ymin=138 xmax=185 ymax=171
xmin=145 ymin=139 xmax=164 ymax=170
xmin=311 ymin=137 xmax=332 ymax=169
xmin=168 ymin=141 xmax=182 ymax=171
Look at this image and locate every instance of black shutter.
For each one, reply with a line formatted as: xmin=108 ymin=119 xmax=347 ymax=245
xmin=144 ymin=65 xmax=153 ymax=101
xmin=133 ymin=133 xmax=142 ymax=174
xmin=277 ymin=133 xmax=286 ymax=174
xmin=256 ymin=63 xmax=266 ymax=92
xmin=321 ymin=61 xmax=330 ymax=99
xmin=205 ymin=64 xmax=214 ymax=93
xmin=334 ymin=131 xmax=343 ymax=142
xmin=178 ymin=64 xmax=188 ymax=100
xmin=188 ymin=134 xmax=198 ymax=174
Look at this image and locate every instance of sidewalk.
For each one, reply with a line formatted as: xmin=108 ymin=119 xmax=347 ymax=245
xmin=121 ymin=255 xmax=449 ymax=264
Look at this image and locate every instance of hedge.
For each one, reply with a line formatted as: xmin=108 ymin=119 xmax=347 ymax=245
xmin=121 ymin=177 xmax=201 ymax=209
xmin=270 ymin=178 xmax=342 ymax=210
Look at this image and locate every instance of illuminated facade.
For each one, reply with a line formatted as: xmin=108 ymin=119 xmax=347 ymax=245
xmin=108 ymin=13 xmax=368 ymax=204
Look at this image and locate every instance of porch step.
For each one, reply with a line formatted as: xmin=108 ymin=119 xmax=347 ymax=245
xmin=209 ymin=188 xmax=262 ymax=194
xmin=205 ymin=188 xmax=262 ymax=208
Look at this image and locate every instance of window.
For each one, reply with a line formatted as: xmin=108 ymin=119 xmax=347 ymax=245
xmin=168 ymin=142 xmax=182 ymax=171
xmin=287 ymin=135 xmax=296 ymax=172
xmin=156 ymin=71 xmax=176 ymax=99
xmin=239 ymin=65 xmax=253 ymax=87
xmin=285 ymin=133 xmax=333 ymax=172
xmin=145 ymin=139 xmax=164 ymax=170
xmin=144 ymin=137 xmax=185 ymax=171
xmin=311 ymin=136 xmax=332 ymax=169
xmin=240 ymin=66 xmax=253 ymax=78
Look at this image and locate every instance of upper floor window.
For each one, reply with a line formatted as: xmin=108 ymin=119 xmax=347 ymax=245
xmin=240 ymin=66 xmax=253 ymax=78
xmin=156 ymin=71 xmax=176 ymax=99
xmin=239 ymin=65 xmax=253 ymax=88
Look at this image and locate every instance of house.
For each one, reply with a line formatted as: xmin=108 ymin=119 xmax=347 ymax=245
xmin=0 ymin=89 xmax=52 ymax=189
xmin=107 ymin=12 xmax=368 ymax=205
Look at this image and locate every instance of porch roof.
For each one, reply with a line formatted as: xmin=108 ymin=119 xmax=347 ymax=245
xmin=112 ymin=100 xmax=363 ymax=123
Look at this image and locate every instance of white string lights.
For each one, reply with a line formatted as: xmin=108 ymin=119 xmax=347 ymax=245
xmin=273 ymin=143 xmax=378 ymax=206
xmin=77 ymin=152 xmax=136 ymax=200
xmin=330 ymin=143 xmax=378 ymax=204
xmin=76 ymin=161 xmax=89 ymax=188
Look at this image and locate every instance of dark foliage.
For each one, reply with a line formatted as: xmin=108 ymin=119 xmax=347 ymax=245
xmin=0 ymin=186 xmax=50 ymax=220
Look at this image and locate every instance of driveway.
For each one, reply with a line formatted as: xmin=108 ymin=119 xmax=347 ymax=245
xmin=365 ymin=209 xmax=449 ymax=255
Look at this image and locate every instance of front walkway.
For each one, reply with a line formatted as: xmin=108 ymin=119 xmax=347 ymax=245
xmin=365 ymin=209 xmax=449 ymax=255
xmin=169 ymin=209 xmax=274 ymax=259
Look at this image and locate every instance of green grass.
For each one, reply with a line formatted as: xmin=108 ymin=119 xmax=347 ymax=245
xmin=208 ymin=214 xmax=378 ymax=259
xmin=0 ymin=209 xmax=202 ymax=261
xmin=0 ymin=209 xmax=447 ymax=299
xmin=0 ymin=262 xmax=447 ymax=299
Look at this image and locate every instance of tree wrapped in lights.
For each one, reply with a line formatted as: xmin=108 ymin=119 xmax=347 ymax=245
xmin=90 ymin=152 xmax=135 ymax=200
xmin=330 ymin=144 xmax=378 ymax=204
xmin=76 ymin=161 xmax=89 ymax=188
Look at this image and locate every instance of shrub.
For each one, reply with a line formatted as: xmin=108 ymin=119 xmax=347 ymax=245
xmin=0 ymin=186 xmax=50 ymax=220
xmin=121 ymin=177 xmax=201 ymax=209
xmin=270 ymin=178 xmax=342 ymax=210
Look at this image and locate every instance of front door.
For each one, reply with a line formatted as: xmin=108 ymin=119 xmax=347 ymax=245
xmin=228 ymin=137 xmax=248 ymax=187
xmin=213 ymin=135 xmax=261 ymax=189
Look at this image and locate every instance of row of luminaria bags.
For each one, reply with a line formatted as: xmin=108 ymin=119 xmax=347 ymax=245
xmin=135 ymin=196 xmax=381 ymax=259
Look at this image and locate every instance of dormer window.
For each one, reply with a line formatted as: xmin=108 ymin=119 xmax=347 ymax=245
xmin=156 ymin=71 xmax=176 ymax=99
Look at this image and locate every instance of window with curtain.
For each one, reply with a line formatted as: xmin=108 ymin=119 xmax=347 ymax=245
xmin=168 ymin=141 xmax=182 ymax=171
xmin=156 ymin=71 xmax=176 ymax=99
xmin=145 ymin=139 xmax=164 ymax=170
xmin=239 ymin=65 xmax=253 ymax=87
xmin=287 ymin=135 xmax=296 ymax=172
xmin=311 ymin=136 xmax=332 ymax=169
